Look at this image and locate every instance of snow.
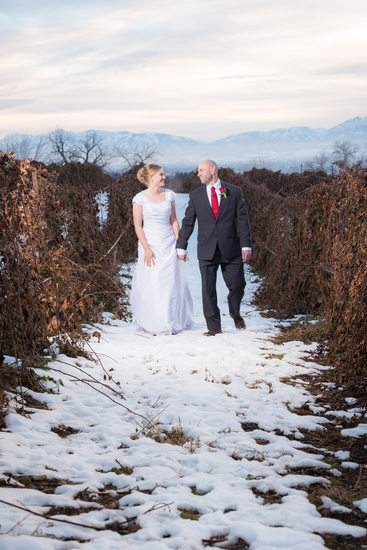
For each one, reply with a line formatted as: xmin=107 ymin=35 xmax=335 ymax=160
xmin=341 ymin=462 xmax=359 ymax=469
xmin=345 ymin=397 xmax=358 ymax=405
xmin=341 ymin=423 xmax=367 ymax=438
xmin=320 ymin=496 xmax=351 ymax=514
xmin=0 ymin=193 xmax=366 ymax=549
xmin=354 ymin=498 xmax=367 ymax=514
xmin=326 ymin=408 xmax=365 ymax=419
xmin=335 ymin=450 xmax=350 ymax=460
xmin=95 ymin=191 xmax=109 ymax=226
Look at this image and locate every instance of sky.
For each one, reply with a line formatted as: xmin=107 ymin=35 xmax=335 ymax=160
xmin=1 ymin=0 xmax=367 ymax=141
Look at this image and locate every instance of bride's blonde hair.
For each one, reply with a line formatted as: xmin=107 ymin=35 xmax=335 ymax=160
xmin=137 ymin=164 xmax=162 ymax=185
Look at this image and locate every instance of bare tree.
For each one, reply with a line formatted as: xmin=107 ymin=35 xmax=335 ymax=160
xmin=114 ymin=139 xmax=157 ymax=169
xmin=304 ymin=152 xmax=329 ymax=172
xmin=3 ymin=134 xmax=47 ymax=161
xmin=48 ymin=129 xmax=111 ymax=167
xmin=68 ymin=131 xmax=111 ymax=167
xmin=331 ymin=141 xmax=359 ymax=170
xmin=48 ymin=129 xmax=73 ymax=164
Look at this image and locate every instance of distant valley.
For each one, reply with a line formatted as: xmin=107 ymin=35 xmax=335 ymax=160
xmin=1 ymin=116 xmax=366 ymax=173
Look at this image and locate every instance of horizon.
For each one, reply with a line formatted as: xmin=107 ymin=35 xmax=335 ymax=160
xmin=1 ymin=113 xmax=366 ymax=143
xmin=1 ymin=1 xmax=367 ymax=141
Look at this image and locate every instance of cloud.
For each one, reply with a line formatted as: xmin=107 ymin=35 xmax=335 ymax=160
xmin=0 ymin=99 xmax=34 ymax=110
xmin=314 ymin=63 xmax=367 ymax=76
xmin=1 ymin=0 xmax=367 ymax=139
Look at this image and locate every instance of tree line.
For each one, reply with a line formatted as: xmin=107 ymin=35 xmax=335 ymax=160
xmin=2 ymin=130 xmax=365 ymax=176
xmin=1 ymin=129 xmax=157 ymax=171
xmin=304 ymin=140 xmax=365 ymax=173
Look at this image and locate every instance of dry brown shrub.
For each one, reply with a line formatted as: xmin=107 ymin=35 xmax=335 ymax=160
xmin=0 ymin=153 xmax=141 ymax=399
xmin=320 ymin=169 xmax=367 ymax=381
xmin=219 ymin=166 xmax=366 ymax=383
xmin=103 ymin=165 xmax=145 ymax=263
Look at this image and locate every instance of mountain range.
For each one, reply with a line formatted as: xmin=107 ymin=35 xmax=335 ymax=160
xmin=1 ymin=116 xmax=366 ymax=173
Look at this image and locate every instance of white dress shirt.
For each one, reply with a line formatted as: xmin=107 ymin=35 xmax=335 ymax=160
xmin=207 ymin=178 xmax=222 ymax=205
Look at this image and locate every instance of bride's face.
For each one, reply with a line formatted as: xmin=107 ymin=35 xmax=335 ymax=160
xmin=149 ymin=169 xmax=166 ymax=188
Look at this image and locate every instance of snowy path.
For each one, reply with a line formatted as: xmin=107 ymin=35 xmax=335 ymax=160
xmin=1 ymin=194 xmax=366 ymax=549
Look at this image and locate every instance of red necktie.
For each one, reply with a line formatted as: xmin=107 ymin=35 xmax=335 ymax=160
xmin=211 ymin=186 xmax=219 ymax=219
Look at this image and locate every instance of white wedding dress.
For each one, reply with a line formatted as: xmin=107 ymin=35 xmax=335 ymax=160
xmin=130 ymin=189 xmax=194 ymax=335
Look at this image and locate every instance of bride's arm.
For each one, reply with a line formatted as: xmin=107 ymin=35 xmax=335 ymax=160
xmin=133 ymin=203 xmax=156 ymax=266
xmin=170 ymin=201 xmax=180 ymax=239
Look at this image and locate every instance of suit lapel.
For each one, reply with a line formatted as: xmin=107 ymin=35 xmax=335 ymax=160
xmin=198 ymin=183 xmax=229 ymax=221
xmin=217 ymin=183 xmax=229 ymax=221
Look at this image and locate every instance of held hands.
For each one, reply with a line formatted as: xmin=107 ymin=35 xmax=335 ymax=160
xmin=144 ymin=247 xmax=156 ymax=267
xmin=178 ymin=254 xmax=189 ymax=262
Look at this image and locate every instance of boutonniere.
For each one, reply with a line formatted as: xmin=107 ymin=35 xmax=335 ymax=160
xmin=219 ymin=186 xmax=227 ymax=198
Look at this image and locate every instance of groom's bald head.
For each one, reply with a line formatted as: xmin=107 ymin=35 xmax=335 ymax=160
xmin=197 ymin=159 xmax=218 ymax=185
xmin=201 ymin=159 xmax=218 ymax=172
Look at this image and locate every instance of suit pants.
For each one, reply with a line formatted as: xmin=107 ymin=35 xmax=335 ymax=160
xmin=199 ymin=245 xmax=245 ymax=330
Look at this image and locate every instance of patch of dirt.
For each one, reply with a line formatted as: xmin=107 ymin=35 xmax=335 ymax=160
xmin=105 ymin=520 xmax=141 ymax=536
xmin=254 ymin=438 xmax=270 ymax=445
xmin=251 ymin=488 xmax=283 ymax=504
xmin=46 ymin=504 xmax=100 ymax=516
xmin=22 ymin=393 xmax=50 ymax=410
xmin=284 ymin=466 xmax=330 ymax=477
xmin=4 ymin=474 xmax=76 ymax=493
xmin=51 ymin=424 xmax=80 ymax=437
xmin=272 ymin=317 xmax=323 ymax=346
xmin=178 ymin=507 xmax=202 ymax=520
xmin=75 ymin=484 xmax=132 ymax=509
xmin=322 ymin=533 xmax=367 ymax=550
xmin=202 ymin=536 xmax=249 ymax=549
xmin=240 ymin=422 xmax=259 ymax=432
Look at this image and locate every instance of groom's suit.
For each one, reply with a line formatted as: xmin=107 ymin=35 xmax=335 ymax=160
xmin=176 ymin=181 xmax=251 ymax=331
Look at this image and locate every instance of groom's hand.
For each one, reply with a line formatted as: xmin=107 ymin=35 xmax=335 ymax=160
xmin=242 ymin=249 xmax=251 ymax=263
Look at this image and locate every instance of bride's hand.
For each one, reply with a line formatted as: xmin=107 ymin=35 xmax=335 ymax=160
xmin=144 ymin=247 xmax=156 ymax=267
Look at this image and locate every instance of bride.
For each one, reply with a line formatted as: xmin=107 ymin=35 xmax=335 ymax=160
xmin=130 ymin=164 xmax=194 ymax=335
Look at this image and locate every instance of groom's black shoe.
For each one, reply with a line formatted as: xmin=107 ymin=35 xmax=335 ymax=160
xmin=233 ymin=317 xmax=246 ymax=330
xmin=203 ymin=329 xmax=222 ymax=336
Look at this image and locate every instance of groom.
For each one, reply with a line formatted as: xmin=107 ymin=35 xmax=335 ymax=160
xmin=176 ymin=160 xmax=251 ymax=336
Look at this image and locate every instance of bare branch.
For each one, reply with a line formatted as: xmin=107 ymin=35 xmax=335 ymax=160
xmin=48 ymin=129 xmax=73 ymax=164
xmin=0 ymin=497 xmax=174 ymax=535
xmin=0 ymin=498 xmax=128 ymax=532
xmin=47 ymin=361 xmax=162 ymax=429
xmin=2 ymin=135 xmax=48 ymax=162
xmin=331 ymin=140 xmax=359 ymax=169
xmin=114 ymin=140 xmax=157 ymax=169
xmin=304 ymin=152 xmax=329 ymax=172
xmin=48 ymin=130 xmax=111 ymax=167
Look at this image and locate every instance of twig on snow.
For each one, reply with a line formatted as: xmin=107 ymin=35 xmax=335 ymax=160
xmin=46 ymin=364 xmax=161 ymax=429
xmin=0 ymin=498 xmax=174 ymax=533
xmin=5 ymin=513 xmax=31 ymax=534
xmin=0 ymin=498 xmax=129 ymax=532
xmin=53 ymin=359 xmax=126 ymax=400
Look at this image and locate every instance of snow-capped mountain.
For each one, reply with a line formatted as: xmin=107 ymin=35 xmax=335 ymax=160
xmin=1 ymin=116 xmax=366 ymax=173
xmin=217 ymin=116 xmax=367 ymax=144
xmin=214 ymin=126 xmax=322 ymax=144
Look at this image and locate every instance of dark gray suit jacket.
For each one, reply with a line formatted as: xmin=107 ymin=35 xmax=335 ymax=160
xmin=176 ymin=181 xmax=251 ymax=261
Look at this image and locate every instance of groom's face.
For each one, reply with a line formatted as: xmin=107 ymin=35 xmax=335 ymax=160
xmin=197 ymin=162 xmax=214 ymax=185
